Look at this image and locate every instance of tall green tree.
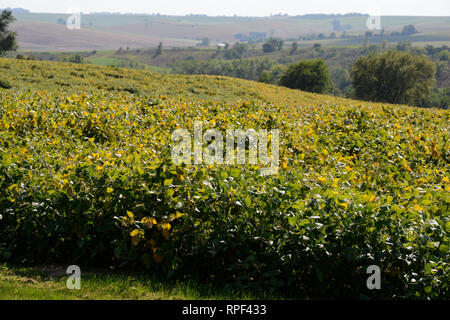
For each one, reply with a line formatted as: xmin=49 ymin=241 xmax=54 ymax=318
xmin=153 ymin=42 xmax=163 ymax=58
xmin=200 ymin=37 xmax=210 ymax=46
xmin=350 ymin=50 xmax=436 ymax=105
xmin=402 ymin=24 xmax=419 ymax=35
xmin=279 ymin=59 xmax=331 ymax=93
xmin=290 ymin=42 xmax=298 ymax=54
xmin=262 ymin=38 xmax=283 ymax=53
xmin=0 ymin=10 xmax=17 ymax=56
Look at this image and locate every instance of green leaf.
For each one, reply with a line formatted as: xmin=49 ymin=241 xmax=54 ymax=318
xmin=424 ymin=263 xmax=432 ymax=275
xmin=230 ymin=168 xmax=240 ymax=178
xmin=245 ymin=195 xmax=251 ymax=207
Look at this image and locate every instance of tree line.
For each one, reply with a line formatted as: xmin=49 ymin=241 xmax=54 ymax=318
xmin=173 ymin=49 xmax=446 ymax=108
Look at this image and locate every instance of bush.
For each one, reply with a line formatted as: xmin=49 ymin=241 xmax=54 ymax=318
xmin=402 ymin=24 xmax=419 ymax=35
xmin=279 ymin=59 xmax=331 ymax=93
xmin=351 ymin=50 xmax=436 ymax=106
xmin=262 ymin=38 xmax=283 ymax=53
xmin=224 ymin=43 xmax=248 ymax=59
xmin=258 ymin=70 xmax=272 ymax=83
xmin=0 ymin=78 xmax=11 ymax=89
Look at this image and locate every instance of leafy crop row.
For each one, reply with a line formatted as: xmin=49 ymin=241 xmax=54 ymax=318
xmin=0 ymin=59 xmax=448 ymax=298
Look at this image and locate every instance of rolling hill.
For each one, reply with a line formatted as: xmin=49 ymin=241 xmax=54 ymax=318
xmin=10 ymin=12 xmax=450 ymax=51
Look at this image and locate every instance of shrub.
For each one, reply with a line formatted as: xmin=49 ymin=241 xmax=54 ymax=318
xmin=262 ymin=38 xmax=283 ymax=53
xmin=279 ymin=59 xmax=331 ymax=93
xmin=0 ymin=78 xmax=11 ymax=89
xmin=351 ymin=50 xmax=436 ymax=106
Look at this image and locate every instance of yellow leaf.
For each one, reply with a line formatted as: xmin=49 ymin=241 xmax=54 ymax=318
xmin=176 ymin=212 xmax=184 ymax=219
xmin=106 ymin=187 xmax=113 ymax=193
xmin=142 ymin=217 xmax=157 ymax=226
xmin=130 ymin=229 xmax=139 ymax=237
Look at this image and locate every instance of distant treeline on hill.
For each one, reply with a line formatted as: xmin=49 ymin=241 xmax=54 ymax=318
xmin=5 ymin=9 xmax=368 ymax=18
xmin=294 ymin=13 xmax=366 ymax=19
xmin=0 ymin=8 xmax=29 ymax=13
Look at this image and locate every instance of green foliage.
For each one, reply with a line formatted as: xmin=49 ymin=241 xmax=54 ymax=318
xmin=280 ymin=58 xmax=331 ymax=93
xmin=0 ymin=78 xmax=12 ymax=89
xmin=290 ymin=42 xmax=298 ymax=54
xmin=397 ymin=41 xmax=412 ymax=52
xmin=153 ymin=42 xmax=163 ymax=58
xmin=439 ymin=50 xmax=449 ymax=61
xmin=200 ymin=37 xmax=210 ymax=46
xmin=258 ymin=70 xmax=272 ymax=83
xmin=224 ymin=43 xmax=248 ymax=59
xmin=331 ymin=68 xmax=351 ymax=93
xmin=0 ymin=58 xmax=448 ymax=299
xmin=351 ymin=50 xmax=436 ymax=106
xmin=402 ymin=24 xmax=419 ymax=35
xmin=0 ymin=10 xmax=17 ymax=56
xmin=59 ymin=54 xmax=84 ymax=64
xmin=109 ymin=59 xmax=147 ymax=70
xmin=262 ymin=38 xmax=283 ymax=53
xmin=172 ymin=57 xmax=285 ymax=84
xmin=425 ymin=87 xmax=450 ymax=109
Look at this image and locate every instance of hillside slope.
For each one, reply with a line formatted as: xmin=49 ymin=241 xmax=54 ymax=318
xmin=0 ymin=57 xmax=417 ymax=107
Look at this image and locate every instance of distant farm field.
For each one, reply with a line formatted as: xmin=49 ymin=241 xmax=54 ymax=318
xmin=11 ymin=13 xmax=450 ymax=51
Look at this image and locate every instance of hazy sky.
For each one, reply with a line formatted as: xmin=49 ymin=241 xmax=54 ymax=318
xmin=2 ymin=0 xmax=450 ymax=16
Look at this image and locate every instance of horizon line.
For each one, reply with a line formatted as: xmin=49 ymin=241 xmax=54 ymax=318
xmin=3 ymin=8 xmax=450 ymax=18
